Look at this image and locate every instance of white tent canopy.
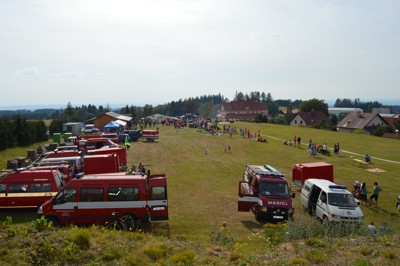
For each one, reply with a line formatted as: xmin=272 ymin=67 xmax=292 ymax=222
xmin=114 ymin=119 xmax=127 ymax=126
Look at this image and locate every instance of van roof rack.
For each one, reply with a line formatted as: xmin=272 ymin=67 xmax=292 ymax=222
xmin=247 ymin=164 xmax=285 ymax=178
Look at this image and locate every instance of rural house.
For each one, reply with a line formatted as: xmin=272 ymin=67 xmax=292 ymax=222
xmin=336 ymin=112 xmax=388 ymax=135
xmin=219 ymin=101 xmax=268 ymax=121
xmin=289 ymin=111 xmax=330 ymax=127
xmin=94 ymin=111 xmax=132 ymax=130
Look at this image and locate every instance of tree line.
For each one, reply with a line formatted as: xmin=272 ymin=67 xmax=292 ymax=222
xmin=0 ymin=115 xmax=48 ymax=151
xmin=0 ymin=93 xmax=396 ymax=150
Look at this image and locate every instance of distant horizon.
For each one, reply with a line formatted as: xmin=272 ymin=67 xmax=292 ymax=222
xmin=0 ymin=97 xmax=399 ymax=112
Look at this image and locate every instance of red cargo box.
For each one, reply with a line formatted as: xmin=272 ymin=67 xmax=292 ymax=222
xmin=84 ymin=154 xmax=119 ymax=175
xmin=292 ymin=162 xmax=334 ymax=186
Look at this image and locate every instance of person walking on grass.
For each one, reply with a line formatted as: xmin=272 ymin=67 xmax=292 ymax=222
xmin=369 ymin=182 xmax=382 ymax=207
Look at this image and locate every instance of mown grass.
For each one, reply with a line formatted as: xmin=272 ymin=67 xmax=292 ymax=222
xmin=129 ymin=122 xmax=400 ymax=241
xmin=0 ymin=121 xmax=399 ymax=264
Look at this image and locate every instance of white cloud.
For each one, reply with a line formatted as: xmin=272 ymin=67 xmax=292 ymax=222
xmin=17 ymin=67 xmax=42 ymax=76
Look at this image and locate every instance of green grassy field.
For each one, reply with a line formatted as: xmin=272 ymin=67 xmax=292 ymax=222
xmin=1 ymin=122 xmax=399 ymax=265
xmin=129 ymin=122 xmax=400 ymax=242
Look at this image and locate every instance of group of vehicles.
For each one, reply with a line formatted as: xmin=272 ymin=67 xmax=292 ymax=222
xmin=238 ymin=162 xmax=364 ymax=225
xmin=0 ymin=130 xmax=167 ymax=228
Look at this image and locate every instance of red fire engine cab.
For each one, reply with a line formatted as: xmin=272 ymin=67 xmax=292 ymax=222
xmin=238 ymin=164 xmax=295 ymax=221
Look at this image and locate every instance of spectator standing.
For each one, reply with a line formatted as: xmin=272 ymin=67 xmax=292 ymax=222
xmin=297 ymin=136 xmax=301 ymax=148
xmin=360 ymin=183 xmax=368 ymax=205
xmin=294 ymin=136 xmax=297 ymax=148
xmin=367 ymin=222 xmax=377 ymax=238
xmin=369 ymin=182 xmax=382 ymax=207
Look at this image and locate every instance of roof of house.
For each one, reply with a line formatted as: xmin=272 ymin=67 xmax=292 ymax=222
xmin=104 ymin=111 xmax=132 ymax=122
xmin=221 ymin=101 xmax=268 ymax=112
xmin=382 ymin=115 xmax=400 ymax=130
xmin=291 ymin=111 xmax=329 ymax=125
xmin=225 ymin=113 xmax=262 ymax=120
xmin=337 ymin=112 xmax=385 ymax=129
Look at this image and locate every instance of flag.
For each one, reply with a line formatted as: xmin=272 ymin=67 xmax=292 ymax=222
xmin=124 ymin=135 xmax=131 ymax=150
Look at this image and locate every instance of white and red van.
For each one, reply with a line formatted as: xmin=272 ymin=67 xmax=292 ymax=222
xmin=38 ymin=172 xmax=168 ymax=226
xmin=238 ymin=164 xmax=295 ymax=221
xmin=0 ymin=169 xmax=64 ymax=209
xmin=141 ymin=130 xmax=159 ymax=142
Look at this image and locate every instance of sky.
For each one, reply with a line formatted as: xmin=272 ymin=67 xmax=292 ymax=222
xmin=0 ymin=0 xmax=399 ymax=110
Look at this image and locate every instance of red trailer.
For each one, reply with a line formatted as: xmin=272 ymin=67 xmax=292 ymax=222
xmin=87 ymin=147 xmax=127 ymax=171
xmin=292 ymin=162 xmax=334 ymax=187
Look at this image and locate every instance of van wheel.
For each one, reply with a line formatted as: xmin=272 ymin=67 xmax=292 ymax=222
xmin=322 ymin=216 xmax=330 ymax=226
xmin=46 ymin=216 xmax=59 ymax=227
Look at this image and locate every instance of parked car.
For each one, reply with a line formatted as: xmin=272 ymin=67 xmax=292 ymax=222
xmin=118 ymin=133 xmax=130 ymax=143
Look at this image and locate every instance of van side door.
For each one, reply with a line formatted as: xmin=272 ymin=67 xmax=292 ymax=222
xmin=316 ymin=191 xmax=328 ymax=220
xmin=148 ymin=174 xmax=168 ymax=221
xmin=238 ymin=181 xmax=261 ymax=212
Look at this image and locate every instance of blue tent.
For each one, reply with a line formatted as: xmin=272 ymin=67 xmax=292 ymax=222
xmin=103 ymin=121 xmax=120 ymax=129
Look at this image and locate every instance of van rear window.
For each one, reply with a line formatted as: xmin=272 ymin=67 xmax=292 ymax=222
xmin=0 ymin=184 xmax=6 ymax=193
xmin=151 ymin=186 xmax=166 ymax=200
xmin=108 ymin=187 xmax=139 ymax=201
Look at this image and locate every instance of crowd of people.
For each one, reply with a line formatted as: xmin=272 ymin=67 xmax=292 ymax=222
xmin=353 ymin=181 xmax=382 ymax=207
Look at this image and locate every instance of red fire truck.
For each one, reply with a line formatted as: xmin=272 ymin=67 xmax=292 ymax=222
xmin=38 ymin=172 xmax=168 ymax=226
xmin=238 ymin=164 xmax=295 ymax=221
xmin=142 ymin=130 xmax=159 ymax=142
xmin=0 ymin=169 xmax=64 ymax=209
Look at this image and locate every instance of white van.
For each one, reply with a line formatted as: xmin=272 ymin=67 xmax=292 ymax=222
xmin=300 ymin=179 xmax=363 ymax=225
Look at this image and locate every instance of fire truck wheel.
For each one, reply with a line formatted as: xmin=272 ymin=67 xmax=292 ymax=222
xmin=46 ymin=216 xmax=59 ymax=227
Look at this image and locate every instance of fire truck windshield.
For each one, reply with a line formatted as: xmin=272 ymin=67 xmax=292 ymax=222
xmin=259 ymin=181 xmax=289 ymax=197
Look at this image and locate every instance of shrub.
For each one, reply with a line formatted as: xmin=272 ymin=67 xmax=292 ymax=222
xmin=101 ymin=248 xmax=124 ymax=262
xmin=263 ymin=222 xmax=286 ymax=246
xmin=31 ymin=216 xmax=50 ymax=231
xmin=123 ymin=252 xmax=151 ymax=266
xmin=209 ymin=225 xmax=235 ymax=247
xmin=143 ymin=244 xmax=170 ymax=261
xmin=1 ymin=216 xmax=12 ymax=227
xmin=167 ymin=250 xmax=195 ymax=265
xmin=29 ymin=239 xmax=56 ymax=265
xmin=290 ymin=257 xmax=308 ymax=265
xmin=304 ymin=249 xmax=328 ymax=264
xmin=72 ymin=230 xmax=91 ymax=250
xmin=352 ymin=258 xmax=371 ymax=266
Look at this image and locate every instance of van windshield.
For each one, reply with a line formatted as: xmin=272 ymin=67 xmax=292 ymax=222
xmin=259 ymin=181 xmax=289 ymax=197
xmin=328 ymin=193 xmax=357 ymax=207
